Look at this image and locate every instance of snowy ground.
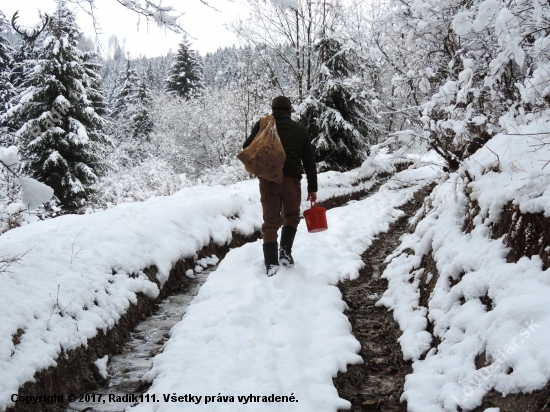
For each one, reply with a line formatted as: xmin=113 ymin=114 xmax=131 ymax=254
xmin=126 ymin=165 xmax=438 ymax=412
xmin=379 ymin=123 xmax=550 ymax=411
xmin=0 ymin=156 xmax=407 ymax=411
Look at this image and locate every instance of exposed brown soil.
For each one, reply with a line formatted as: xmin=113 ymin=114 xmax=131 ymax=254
xmin=473 ymin=202 xmax=550 ymax=410
xmin=491 ymin=201 xmax=550 ymax=270
xmin=333 ymin=184 xmax=435 ymax=412
xmin=470 ymin=385 xmax=550 ymax=411
xmin=469 ymin=351 xmax=550 ymax=411
xmin=341 ymin=187 xmax=550 ymax=411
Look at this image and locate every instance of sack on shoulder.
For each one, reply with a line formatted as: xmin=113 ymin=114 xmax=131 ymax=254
xmin=237 ymin=115 xmax=286 ymax=184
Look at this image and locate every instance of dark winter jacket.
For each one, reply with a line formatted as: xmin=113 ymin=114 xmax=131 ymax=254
xmin=243 ymin=110 xmax=318 ymax=193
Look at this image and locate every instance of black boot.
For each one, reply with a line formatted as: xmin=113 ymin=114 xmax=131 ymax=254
xmin=279 ymin=226 xmax=296 ymax=267
xmin=263 ymin=242 xmax=279 ymax=276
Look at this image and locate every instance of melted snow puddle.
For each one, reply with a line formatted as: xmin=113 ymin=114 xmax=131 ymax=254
xmin=67 ymin=266 xmax=215 ymax=412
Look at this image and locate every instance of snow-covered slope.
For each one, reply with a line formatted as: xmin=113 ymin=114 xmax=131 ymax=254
xmin=379 ymin=119 xmax=550 ymax=411
xmin=128 ymin=166 xmax=438 ymax=412
xmin=0 ymin=159 xmax=398 ymax=411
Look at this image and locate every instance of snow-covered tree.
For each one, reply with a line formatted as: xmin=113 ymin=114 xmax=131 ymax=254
xmin=298 ymin=36 xmax=377 ymax=171
xmin=1 ymin=2 xmax=109 ymax=213
xmin=83 ymin=51 xmax=108 ymax=117
xmin=109 ymin=57 xmax=153 ymax=166
xmin=166 ymin=36 xmax=203 ymax=99
xmin=110 ymin=58 xmax=139 ymax=120
xmin=230 ymin=0 xmax=337 ymax=100
xmin=363 ymin=0 xmax=550 ymax=171
xmin=0 ymin=12 xmax=15 ymax=116
xmin=131 ymin=77 xmax=154 ymax=138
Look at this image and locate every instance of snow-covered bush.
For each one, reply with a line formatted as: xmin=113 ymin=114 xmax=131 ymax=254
xmin=95 ymin=157 xmax=193 ymax=206
xmin=0 ymin=145 xmax=54 ymax=234
xmin=150 ymin=88 xmax=269 ymax=174
xmin=95 ymin=156 xmax=253 ymax=207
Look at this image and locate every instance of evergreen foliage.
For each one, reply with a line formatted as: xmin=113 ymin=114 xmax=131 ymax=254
xmin=299 ymin=37 xmax=376 ymax=172
xmin=1 ymin=2 xmax=108 ymax=212
xmin=0 ymin=12 xmax=15 ymax=116
xmin=110 ymin=57 xmax=153 ymax=166
xmin=166 ymin=36 xmax=203 ymax=99
xmin=83 ymin=51 xmax=108 ymax=117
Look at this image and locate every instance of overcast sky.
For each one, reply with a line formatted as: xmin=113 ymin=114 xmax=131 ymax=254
xmin=1 ymin=0 xmax=250 ymax=57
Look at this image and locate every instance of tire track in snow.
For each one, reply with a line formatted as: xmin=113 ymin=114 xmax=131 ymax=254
xmin=333 ymin=184 xmax=436 ymax=412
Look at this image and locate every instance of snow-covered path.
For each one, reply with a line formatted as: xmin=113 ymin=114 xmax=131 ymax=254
xmin=129 ymin=166 xmax=438 ymax=412
xmin=0 ymin=164 xmax=388 ymax=412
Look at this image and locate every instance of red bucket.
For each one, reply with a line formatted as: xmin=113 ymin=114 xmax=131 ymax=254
xmin=303 ymin=201 xmax=328 ymax=233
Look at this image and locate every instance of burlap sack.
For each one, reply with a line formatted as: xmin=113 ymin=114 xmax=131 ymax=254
xmin=237 ymin=115 xmax=286 ymax=184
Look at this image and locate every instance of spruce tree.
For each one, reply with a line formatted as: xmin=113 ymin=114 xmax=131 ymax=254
xmin=0 ymin=11 xmax=15 ymax=116
xmin=299 ymin=36 xmax=376 ymax=172
xmin=166 ymin=36 xmax=203 ymax=99
xmin=129 ymin=77 xmax=153 ymax=139
xmin=110 ymin=57 xmax=153 ymax=165
xmin=82 ymin=51 xmax=108 ymax=117
xmin=1 ymin=2 xmax=108 ymax=212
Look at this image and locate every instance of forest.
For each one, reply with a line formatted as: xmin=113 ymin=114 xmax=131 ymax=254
xmin=1 ymin=0 xmax=547 ymax=229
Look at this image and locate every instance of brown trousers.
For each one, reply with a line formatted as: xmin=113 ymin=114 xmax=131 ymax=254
xmin=259 ymin=177 xmax=302 ymax=243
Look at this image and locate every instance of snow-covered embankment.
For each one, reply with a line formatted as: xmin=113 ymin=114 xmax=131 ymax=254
xmin=379 ymin=129 xmax=550 ymax=411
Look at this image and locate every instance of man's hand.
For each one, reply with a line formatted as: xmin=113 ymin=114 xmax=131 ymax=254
xmin=307 ymin=192 xmax=317 ymax=202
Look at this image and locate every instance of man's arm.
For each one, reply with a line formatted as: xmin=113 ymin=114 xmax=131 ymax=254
xmin=302 ymin=131 xmax=318 ymax=195
xmin=242 ymin=121 xmax=260 ymax=149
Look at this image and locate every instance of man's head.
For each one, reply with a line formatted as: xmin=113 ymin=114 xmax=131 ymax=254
xmin=271 ymin=96 xmax=292 ymax=113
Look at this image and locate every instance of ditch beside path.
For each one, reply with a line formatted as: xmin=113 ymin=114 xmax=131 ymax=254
xmin=66 ymin=267 xmax=214 ymax=412
xmin=334 ymin=184 xmax=435 ymax=412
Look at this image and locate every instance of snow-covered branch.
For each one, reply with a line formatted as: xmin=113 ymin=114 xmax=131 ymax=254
xmin=67 ymin=0 xmax=186 ymax=34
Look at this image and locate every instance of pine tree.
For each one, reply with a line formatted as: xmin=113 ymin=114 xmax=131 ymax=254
xmin=129 ymin=77 xmax=153 ymax=139
xmin=0 ymin=12 xmax=15 ymax=116
xmin=299 ymin=36 xmax=376 ymax=172
xmin=166 ymin=36 xmax=203 ymax=99
xmin=82 ymin=51 xmax=108 ymax=117
xmin=110 ymin=57 xmax=153 ymax=165
xmin=1 ymin=2 xmax=108 ymax=212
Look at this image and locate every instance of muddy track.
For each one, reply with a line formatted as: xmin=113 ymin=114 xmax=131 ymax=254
xmin=333 ymin=184 xmax=435 ymax=412
xmin=317 ymin=174 xmax=389 ymax=211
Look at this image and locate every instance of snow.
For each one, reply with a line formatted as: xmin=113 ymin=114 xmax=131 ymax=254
xmin=94 ymin=355 xmax=109 ymax=379
xmin=0 ymin=155 xmax=418 ymax=410
xmin=0 ymin=146 xmax=18 ymax=167
xmin=0 ymin=183 xmax=261 ymax=411
xmin=452 ymin=12 xmax=474 ymax=36
xmin=17 ymin=177 xmax=54 ymax=210
xmin=270 ymin=0 xmax=298 ymax=9
xmin=128 ymin=166 xmax=437 ymax=412
xmin=378 ymin=117 xmax=550 ymax=411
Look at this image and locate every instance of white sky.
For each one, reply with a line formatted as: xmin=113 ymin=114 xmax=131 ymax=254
xmin=0 ymin=0 xmax=250 ymax=57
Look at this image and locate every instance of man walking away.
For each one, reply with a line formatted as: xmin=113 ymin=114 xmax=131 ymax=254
xmin=243 ymin=96 xmax=318 ymax=275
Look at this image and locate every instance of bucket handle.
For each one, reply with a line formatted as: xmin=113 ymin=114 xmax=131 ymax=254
xmin=310 ymin=200 xmax=318 ymax=208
